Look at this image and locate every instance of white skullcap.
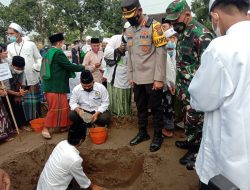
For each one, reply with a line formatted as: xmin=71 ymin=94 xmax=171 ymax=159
xmin=9 ymin=23 xmax=23 ymax=34
xmin=209 ymin=0 xmax=216 ymax=12
xmin=86 ymin=36 xmax=92 ymax=41
xmin=165 ymin=28 xmax=177 ymax=38
xmin=124 ymin=22 xmax=131 ymax=29
xmin=102 ymin=38 xmax=110 ymax=43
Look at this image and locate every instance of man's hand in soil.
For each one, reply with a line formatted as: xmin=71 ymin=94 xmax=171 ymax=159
xmin=90 ymin=184 xmax=104 ymax=190
xmin=0 ymin=169 xmax=11 ymax=190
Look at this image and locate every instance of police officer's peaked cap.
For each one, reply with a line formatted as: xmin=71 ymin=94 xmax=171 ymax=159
xmin=121 ymin=0 xmax=141 ymax=19
xmin=165 ymin=0 xmax=190 ymax=21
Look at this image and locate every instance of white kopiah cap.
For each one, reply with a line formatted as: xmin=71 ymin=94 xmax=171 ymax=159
xmin=165 ymin=28 xmax=177 ymax=38
xmin=209 ymin=0 xmax=216 ymax=12
xmin=86 ymin=36 xmax=92 ymax=41
xmin=9 ymin=23 xmax=23 ymax=34
xmin=102 ymin=38 xmax=110 ymax=43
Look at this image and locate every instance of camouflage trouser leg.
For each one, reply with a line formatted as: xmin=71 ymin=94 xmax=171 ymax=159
xmin=183 ymin=101 xmax=203 ymax=143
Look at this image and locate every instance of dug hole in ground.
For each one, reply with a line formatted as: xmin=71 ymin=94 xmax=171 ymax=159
xmin=0 ymin=116 xmax=199 ymax=190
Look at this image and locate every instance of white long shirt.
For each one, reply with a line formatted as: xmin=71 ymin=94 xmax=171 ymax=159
xmin=7 ymin=39 xmax=42 ymax=86
xmin=188 ymin=21 xmax=250 ymax=190
xmin=37 ymin=140 xmax=91 ymax=190
xmin=70 ymin=82 xmax=109 ymax=113
xmin=165 ymin=53 xmax=176 ymax=90
xmin=103 ymin=35 xmax=130 ymax=89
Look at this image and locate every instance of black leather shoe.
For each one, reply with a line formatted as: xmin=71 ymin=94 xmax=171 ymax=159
xmin=175 ymin=140 xmax=190 ymax=149
xmin=149 ymin=137 xmax=163 ymax=152
xmin=130 ymin=132 xmax=150 ymax=146
xmin=179 ymin=151 xmax=196 ymax=165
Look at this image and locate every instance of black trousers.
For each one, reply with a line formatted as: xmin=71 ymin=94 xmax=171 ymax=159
xmin=69 ymin=110 xmax=111 ymax=128
xmin=133 ymin=83 xmax=163 ymax=134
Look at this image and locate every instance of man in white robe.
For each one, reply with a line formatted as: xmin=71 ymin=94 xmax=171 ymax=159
xmin=7 ymin=23 xmax=42 ymax=123
xmin=188 ymin=0 xmax=250 ymax=189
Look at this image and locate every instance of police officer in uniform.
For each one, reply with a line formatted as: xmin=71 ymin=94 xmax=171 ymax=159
xmin=121 ymin=0 xmax=168 ymax=152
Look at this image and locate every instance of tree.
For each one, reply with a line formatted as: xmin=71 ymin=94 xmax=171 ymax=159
xmin=48 ymin=0 xmax=105 ymax=40
xmin=1 ymin=0 xmax=62 ymax=42
xmin=100 ymin=0 xmax=123 ymax=35
xmin=0 ymin=3 xmax=7 ymax=41
xmin=191 ymin=0 xmax=212 ymax=30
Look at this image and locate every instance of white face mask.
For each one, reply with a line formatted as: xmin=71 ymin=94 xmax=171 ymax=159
xmin=212 ymin=18 xmax=222 ymax=37
xmin=13 ymin=69 xmax=24 ymax=74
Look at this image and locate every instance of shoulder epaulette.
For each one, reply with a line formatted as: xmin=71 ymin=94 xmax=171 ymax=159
xmin=145 ymin=17 xmax=154 ymax=28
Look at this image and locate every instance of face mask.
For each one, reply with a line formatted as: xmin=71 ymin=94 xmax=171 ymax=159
xmin=173 ymin=22 xmax=186 ymax=34
xmin=166 ymin=42 xmax=176 ymax=49
xmin=127 ymin=14 xmax=140 ymax=27
xmin=212 ymin=18 xmax=222 ymax=37
xmin=7 ymin=36 xmax=17 ymax=43
xmin=166 ymin=42 xmax=176 ymax=57
xmin=84 ymin=87 xmax=93 ymax=92
xmin=13 ymin=69 xmax=24 ymax=74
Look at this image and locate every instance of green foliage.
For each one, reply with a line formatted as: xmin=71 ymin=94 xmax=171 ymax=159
xmin=191 ymin=0 xmax=212 ymax=30
xmin=100 ymin=0 xmax=123 ymax=35
xmin=0 ymin=0 xmax=123 ymax=43
xmin=0 ymin=3 xmax=7 ymax=42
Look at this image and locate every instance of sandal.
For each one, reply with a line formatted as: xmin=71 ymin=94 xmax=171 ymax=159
xmin=23 ymin=126 xmax=33 ymax=132
xmin=162 ymin=129 xmax=174 ymax=138
xmin=42 ymin=130 xmax=51 ymax=139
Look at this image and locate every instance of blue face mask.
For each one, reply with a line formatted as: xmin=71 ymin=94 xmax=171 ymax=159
xmin=166 ymin=42 xmax=176 ymax=57
xmin=7 ymin=36 xmax=17 ymax=43
xmin=166 ymin=42 xmax=176 ymax=49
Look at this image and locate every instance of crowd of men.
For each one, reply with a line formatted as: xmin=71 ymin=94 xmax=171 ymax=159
xmin=1 ymin=0 xmax=250 ymax=189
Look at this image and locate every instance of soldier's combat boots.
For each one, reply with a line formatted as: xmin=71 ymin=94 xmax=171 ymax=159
xmin=130 ymin=129 xmax=150 ymax=146
xmin=175 ymin=140 xmax=191 ymax=149
xmin=179 ymin=143 xmax=200 ymax=165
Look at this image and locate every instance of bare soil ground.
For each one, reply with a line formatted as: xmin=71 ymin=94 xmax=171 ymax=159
xmin=0 ymin=116 xmax=199 ymax=190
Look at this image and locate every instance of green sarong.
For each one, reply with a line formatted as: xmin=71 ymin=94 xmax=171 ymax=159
xmin=107 ymin=83 xmax=132 ymax=116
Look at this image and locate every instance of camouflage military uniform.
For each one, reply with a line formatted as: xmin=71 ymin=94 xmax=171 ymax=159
xmin=176 ymin=18 xmax=214 ymax=142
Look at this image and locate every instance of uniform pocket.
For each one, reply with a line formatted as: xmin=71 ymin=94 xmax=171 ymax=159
xmin=138 ymin=39 xmax=152 ymax=55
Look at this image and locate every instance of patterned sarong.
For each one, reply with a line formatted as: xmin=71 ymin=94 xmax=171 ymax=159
xmin=22 ymin=84 xmax=41 ymax=121
xmin=0 ymin=99 xmax=16 ymax=141
xmin=44 ymin=93 xmax=72 ymax=128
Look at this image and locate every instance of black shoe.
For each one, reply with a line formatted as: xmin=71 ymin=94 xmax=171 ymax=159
xmin=186 ymin=160 xmax=195 ymax=170
xmin=179 ymin=151 xmax=196 ymax=165
xmin=130 ymin=132 xmax=150 ymax=146
xmin=149 ymin=136 xmax=163 ymax=152
xmin=175 ymin=140 xmax=190 ymax=149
